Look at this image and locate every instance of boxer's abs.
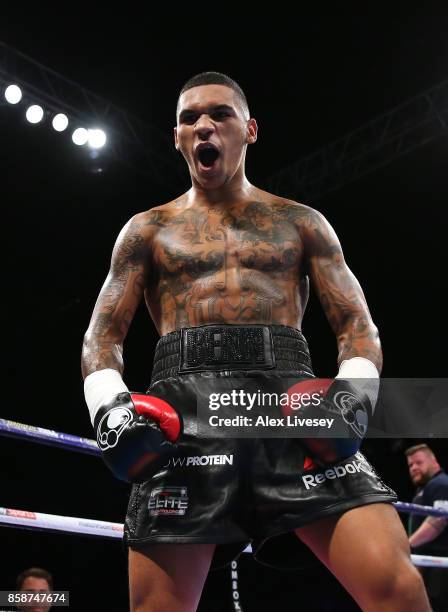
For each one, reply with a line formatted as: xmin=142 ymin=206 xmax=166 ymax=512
xmin=143 ymin=203 xmax=309 ymax=336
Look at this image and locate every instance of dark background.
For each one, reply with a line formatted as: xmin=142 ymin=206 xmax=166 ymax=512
xmin=1 ymin=11 xmax=447 ymax=611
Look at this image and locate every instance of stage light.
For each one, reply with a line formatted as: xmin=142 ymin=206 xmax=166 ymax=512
xmin=72 ymin=127 xmax=89 ymax=145
xmin=25 ymin=105 xmax=44 ymax=123
xmin=4 ymin=84 xmax=22 ymax=104
xmin=52 ymin=113 xmax=69 ymax=132
xmin=88 ymin=129 xmax=107 ymax=149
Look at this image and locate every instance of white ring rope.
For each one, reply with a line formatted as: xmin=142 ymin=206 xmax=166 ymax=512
xmin=0 ymin=506 xmax=447 ymax=568
xmin=0 ymin=506 xmax=123 ymax=538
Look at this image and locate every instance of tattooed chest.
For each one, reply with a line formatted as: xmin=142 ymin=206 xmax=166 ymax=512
xmin=152 ymin=231 xmax=301 ymax=279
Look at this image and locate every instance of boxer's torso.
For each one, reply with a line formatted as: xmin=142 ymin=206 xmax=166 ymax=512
xmin=142 ymin=190 xmax=310 ymax=336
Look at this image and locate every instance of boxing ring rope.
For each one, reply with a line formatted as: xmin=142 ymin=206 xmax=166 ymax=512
xmin=1 ymin=417 xmax=448 ymax=569
xmin=0 ymin=507 xmax=123 ymax=539
xmin=0 ymin=418 xmax=100 ymax=456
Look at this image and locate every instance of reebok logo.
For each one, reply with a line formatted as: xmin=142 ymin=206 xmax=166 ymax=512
xmin=301 ymin=455 xmax=375 ymax=490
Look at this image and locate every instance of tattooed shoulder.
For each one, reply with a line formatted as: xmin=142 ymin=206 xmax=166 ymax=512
xmin=272 ymin=199 xmax=343 ymax=259
xmin=140 ymin=199 xmax=182 ymax=229
xmin=110 ymin=219 xmax=150 ymax=276
xmin=273 ymin=199 xmax=320 ymax=226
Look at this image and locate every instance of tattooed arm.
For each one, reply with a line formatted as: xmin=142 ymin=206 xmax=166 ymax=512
xmin=81 ymin=214 xmax=151 ymax=379
xmin=301 ymin=206 xmax=382 ymax=372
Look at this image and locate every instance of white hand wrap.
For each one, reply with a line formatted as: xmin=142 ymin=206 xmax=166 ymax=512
xmin=336 ymin=357 xmax=380 ymax=411
xmin=84 ymin=369 xmax=129 ymax=426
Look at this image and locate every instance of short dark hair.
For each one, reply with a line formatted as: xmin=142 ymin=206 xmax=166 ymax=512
xmin=405 ymin=443 xmax=435 ymax=458
xmin=177 ymin=71 xmax=250 ymax=120
xmin=16 ymin=567 xmax=53 ymax=591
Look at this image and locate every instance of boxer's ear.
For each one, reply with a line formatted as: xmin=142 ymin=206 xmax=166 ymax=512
xmin=246 ymin=118 xmax=258 ymax=145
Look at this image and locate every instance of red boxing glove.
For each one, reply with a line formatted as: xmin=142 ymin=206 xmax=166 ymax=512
xmin=131 ymin=394 xmax=181 ymax=441
xmin=95 ymin=392 xmax=181 ymax=482
xmin=284 ymin=377 xmax=371 ymax=464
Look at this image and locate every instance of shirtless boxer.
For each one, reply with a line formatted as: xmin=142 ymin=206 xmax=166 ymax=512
xmin=81 ymin=72 xmax=430 ymax=611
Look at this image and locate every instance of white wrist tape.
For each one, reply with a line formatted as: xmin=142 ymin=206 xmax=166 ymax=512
xmin=84 ymin=369 xmax=129 ymax=426
xmin=336 ymin=357 xmax=380 ymax=411
xmin=337 ymin=357 xmax=379 ymax=379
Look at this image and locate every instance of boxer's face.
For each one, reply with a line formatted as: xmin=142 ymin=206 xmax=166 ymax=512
xmin=407 ymin=451 xmax=437 ymax=486
xmin=174 ymin=84 xmax=257 ymax=190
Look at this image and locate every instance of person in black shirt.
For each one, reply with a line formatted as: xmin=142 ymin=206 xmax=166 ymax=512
xmin=406 ymin=444 xmax=448 ymax=611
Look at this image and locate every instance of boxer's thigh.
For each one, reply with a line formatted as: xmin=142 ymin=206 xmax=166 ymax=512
xmin=295 ymin=503 xmax=427 ymax=610
xmin=129 ymin=543 xmax=216 ymax=612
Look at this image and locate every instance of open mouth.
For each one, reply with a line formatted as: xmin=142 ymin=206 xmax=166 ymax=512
xmin=197 ymin=144 xmax=220 ymax=168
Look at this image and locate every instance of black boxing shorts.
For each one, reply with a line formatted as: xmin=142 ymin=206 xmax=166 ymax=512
xmin=124 ymin=324 xmax=397 ymax=569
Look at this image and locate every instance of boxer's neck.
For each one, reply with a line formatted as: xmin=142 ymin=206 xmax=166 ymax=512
xmin=187 ymin=176 xmax=257 ymax=207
